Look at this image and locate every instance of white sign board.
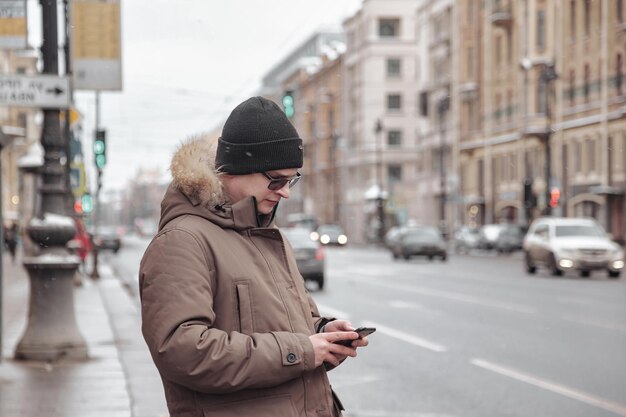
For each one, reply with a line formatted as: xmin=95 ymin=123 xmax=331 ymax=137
xmin=0 ymin=74 xmax=70 ymax=108
xmin=71 ymin=0 xmax=123 ymax=91
xmin=0 ymin=0 xmax=28 ymax=49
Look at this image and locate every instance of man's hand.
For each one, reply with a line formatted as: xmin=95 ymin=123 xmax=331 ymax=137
xmin=323 ymin=320 xmax=370 ymax=348
xmin=309 ymin=331 xmax=358 ymax=367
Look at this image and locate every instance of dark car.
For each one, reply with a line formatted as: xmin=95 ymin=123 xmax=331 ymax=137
xmin=282 ymin=227 xmax=326 ymax=289
xmin=312 ymin=224 xmax=348 ymax=246
xmin=389 ymin=226 xmax=447 ymax=261
xmin=477 ymin=224 xmax=504 ymax=250
xmin=494 ymin=224 xmax=525 ymax=253
xmin=92 ymin=226 xmax=123 ymax=253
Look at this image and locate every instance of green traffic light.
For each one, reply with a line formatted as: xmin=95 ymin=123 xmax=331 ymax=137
xmin=96 ymin=154 xmax=106 ymax=169
xmin=82 ymin=194 xmax=94 ymax=213
xmin=94 ymin=140 xmax=105 ymax=154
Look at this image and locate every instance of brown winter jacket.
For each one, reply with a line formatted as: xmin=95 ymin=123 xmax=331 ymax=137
xmin=139 ymin=134 xmax=342 ymax=417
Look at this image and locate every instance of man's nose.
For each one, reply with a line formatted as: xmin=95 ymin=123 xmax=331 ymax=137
xmin=276 ymin=184 xmax=290 ymax=199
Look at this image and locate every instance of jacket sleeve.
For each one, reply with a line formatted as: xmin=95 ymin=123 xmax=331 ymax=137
xmin=139 ymin=228 xmax=316 ymax=394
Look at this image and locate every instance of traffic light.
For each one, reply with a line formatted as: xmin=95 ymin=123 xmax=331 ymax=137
xmin=523 ymin=179 xmax=535 ymax=209
xmin=74 ymin=200 xmax=83 ymax=214
xmin=282 ymin=90 xmax=295 ymax=118
xmin=94 ymin=129 xmax=106 ymax=169
xmin=549 ymin=187 xmax=561 ymax=208
xmin=81 ymin=193 xmax=94 ymax=214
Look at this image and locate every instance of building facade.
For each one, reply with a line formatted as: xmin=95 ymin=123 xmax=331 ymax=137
xmin=457 ymin=0 xmax=626 ymax=242
xmin=342 ymin=0 xmax=420 ymax=243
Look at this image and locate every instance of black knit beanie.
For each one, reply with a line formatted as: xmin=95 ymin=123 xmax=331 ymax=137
xmin=215 ymin=96 xmax=304 ymax=175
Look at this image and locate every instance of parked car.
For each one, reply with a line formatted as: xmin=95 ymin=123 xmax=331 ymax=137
xmin=453 ymin=226 xmax=480 ymax=253
xmin=494 ymin=224 xmax=525 ymax=253
xmin=91 ymin=226 xmax=123 ymax=253
xmin=282 ymin=227 xmax=326 ymax=289
xmin=388 ymin=225 xmax=447 ymax=261
xmin=523 ymin=217 xmax=624 ymax=278
xmin=312 ymin=224 xmax=348 ymax=246
xmin=477 ymin=224 xmax=504 ymax=250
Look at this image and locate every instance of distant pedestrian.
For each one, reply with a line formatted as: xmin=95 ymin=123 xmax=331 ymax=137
xmin=139 ymin=96 xmax=369 ymax=417
xmin=4 ymin=222 xmax=18 ymax=263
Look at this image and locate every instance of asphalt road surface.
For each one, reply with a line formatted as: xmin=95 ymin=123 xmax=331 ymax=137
xmin=108 ymin=236 xmax=626 ymax=417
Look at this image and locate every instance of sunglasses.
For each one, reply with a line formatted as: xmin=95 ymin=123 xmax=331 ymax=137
xmin=261 ymin=172 xmax=301 ymax=191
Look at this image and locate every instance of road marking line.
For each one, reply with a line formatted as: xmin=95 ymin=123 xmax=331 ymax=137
xmin=471 ymin=358 xmax=626 ymax=417
xmin=363 ymin=321 xmax=448 ymax=352
xmin=359 ymin=278 xmax=536 ymax=314
xmin=316 ymin=304 xmax=351 ymax=321
xmin=560 ymin=315 xmax=626 ymax=332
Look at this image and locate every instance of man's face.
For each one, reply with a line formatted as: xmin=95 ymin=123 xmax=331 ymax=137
xmin=222 ymin=168 xmax=298 ymax=215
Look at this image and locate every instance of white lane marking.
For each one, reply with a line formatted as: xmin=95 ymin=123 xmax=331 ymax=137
xmin=344 ymin=411 xmax=456 ymax=417
xmin=362 ymin=320 xmax=448 ymax=352
xmin=389 ymin=300 xmax=441 ymax=316
xmin=471 ymin=358 xmax=626 ymax=417
xmin=359 ymin=277 xmax=536 ymax=314
xmin=560 ymin=315 xmax=626 ymax=332
xmin=316 ymin=304 xmax=351 ymax=321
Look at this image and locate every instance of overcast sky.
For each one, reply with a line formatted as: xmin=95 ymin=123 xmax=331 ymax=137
xmin=29 ymin=0 xmax=362 ymax=194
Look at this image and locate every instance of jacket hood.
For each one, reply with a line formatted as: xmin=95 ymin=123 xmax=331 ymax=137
xmin=159 ymin=133 xmax=275 ymax=231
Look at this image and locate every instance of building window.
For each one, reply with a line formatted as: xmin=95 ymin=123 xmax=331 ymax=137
xmin=467 ymin=46 xmax=474 ymax=78
xmin=618 ymin=0 xmax=624 ymax=23
xmin=506 ymin=90 xmax=513 ymax=121
xmin=586 ymin=138 xmax=596 ymax=172
xmin=495 ymin=93 xmax=502 ymax=121
xmin=617 ymin=54 xmax=623 ymax=96
xmin=584 ymin=64 xmax=590 ymax=102
xmin=569 ymin=69 xmax=576 ymax=106
xmin=496 ymin=34 xmax=502 ymax=64
xmin=537 ymin=75 xmax=547 ymax=114
xmin=387 ymin=164 xmax=403 ymax=183
xmin=379 ymin=18 xmax=400 ymax=38
xmin=387 ymin=130 xmax=403 ymax=147
xmin=536 ymin=10 xmax=546 ymax=50
xmin=419 ymin=91 xmax=428 ymax=116
xmin=570 ymin=0 xmax=576 ymax=40
xmin=387 ymin=93 xmax=402 ymax=112
xmin=584 ymin=0 xmax=591 ymax=36
xmin=574 ymin=140 xmax=582 ymax=173
xmin=386 ymin=58 xmax=401 ymax=77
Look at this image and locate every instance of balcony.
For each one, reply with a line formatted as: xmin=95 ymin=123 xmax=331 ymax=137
xmin=489 ymin=0 xmax=513 ymax=28
xmin=459 ymin=82 xmax=479 ymax=101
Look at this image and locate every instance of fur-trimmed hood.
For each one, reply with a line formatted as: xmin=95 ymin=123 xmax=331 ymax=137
xmin=158 ymin=133 xmax=275 ymax=231
xmin=170 ymin=133 xmax=225 ymax=208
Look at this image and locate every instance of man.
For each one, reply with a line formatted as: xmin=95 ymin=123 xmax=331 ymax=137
xmin=140 ymin=96 xmax=369 ymax=417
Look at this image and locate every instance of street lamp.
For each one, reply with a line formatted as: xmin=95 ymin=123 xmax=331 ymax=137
xmin=374 ymin=119 xmax=385 ymax=244
xmin=14 ymin=0 xmax=87 ymax=361
xmin=539 ymin=64 xmax=558 ymax=216
xmin=438 ymin=96 xmax=450 ymax=239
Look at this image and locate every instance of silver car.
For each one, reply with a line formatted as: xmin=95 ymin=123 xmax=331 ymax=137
xmin=523 ymin=217 xmax=624 ymax=278
xmin=282 ymin=227 xmax=326 ymax=290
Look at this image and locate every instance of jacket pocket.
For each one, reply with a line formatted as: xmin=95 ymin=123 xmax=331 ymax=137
xmin=202 ymin=394 xmax=298 ymax=417
xmin=235 ymin=282 xmax=254 ymax=335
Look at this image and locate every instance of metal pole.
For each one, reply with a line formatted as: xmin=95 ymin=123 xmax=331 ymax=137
xmin=90 ymin=91 xmax=101 ymax=279
xmin=542 ymin=65 xmax=557 ymax=216
xmin=375 ymin=119 xmax=385 ymax=244
xmin=438 ymin=97 xmax=450 ymax=238
xmin=14 ymin=0 xmax=87 ymax=362
xmin=0 ymin=143 xmax=4 ymax=361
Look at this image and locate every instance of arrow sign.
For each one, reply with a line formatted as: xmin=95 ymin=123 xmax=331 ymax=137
xmin=0 ymin=74 xmax=70 ymax=109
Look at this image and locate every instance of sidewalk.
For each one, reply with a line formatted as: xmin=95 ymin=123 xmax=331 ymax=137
xmin=0 ymin=255 xmax=168 ymax=417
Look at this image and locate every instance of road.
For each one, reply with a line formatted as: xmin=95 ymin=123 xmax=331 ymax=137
xmin=105 ymin=235 xmax=626 ymax=417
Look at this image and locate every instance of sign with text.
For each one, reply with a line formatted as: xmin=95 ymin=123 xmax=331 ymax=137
xmin=0 ymin=0 xmax=27 ymax=49
xmin=0 ymin=74 xmax=70 ymax=108
xmin=71 ymin=0 xmax=122 ymax=91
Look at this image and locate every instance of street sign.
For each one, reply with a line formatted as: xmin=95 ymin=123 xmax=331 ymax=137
xmin=0 ymin=0 xmax=27 ymax=50
xmin=71 ymin=0 xmax=123 ymax=91
xmin=0 ymin=74 xmax=70 ymax=108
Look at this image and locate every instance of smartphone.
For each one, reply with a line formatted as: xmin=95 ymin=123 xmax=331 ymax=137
xmin=336 ymin=326 xmax=376 ymax=346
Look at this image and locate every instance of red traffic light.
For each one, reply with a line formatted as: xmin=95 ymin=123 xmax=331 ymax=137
xmin=549 ymin=187 xmax=561 ymax=208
